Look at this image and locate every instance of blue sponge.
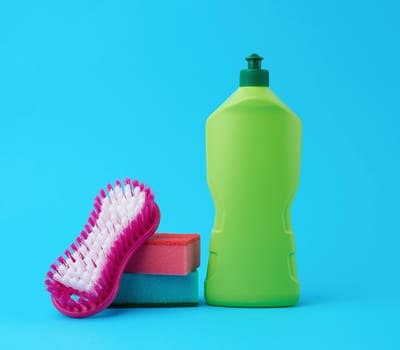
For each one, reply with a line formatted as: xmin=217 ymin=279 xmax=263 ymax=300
xmin=112 ymin=270 xmax=198 ymax=307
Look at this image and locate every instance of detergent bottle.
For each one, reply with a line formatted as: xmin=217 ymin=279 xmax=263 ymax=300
xmin=204 ymin=54 xmax=301 ymax=307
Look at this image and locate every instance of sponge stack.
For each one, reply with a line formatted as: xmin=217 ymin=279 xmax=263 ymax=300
xmin=112 ymin=233 xmax=200 ymax=307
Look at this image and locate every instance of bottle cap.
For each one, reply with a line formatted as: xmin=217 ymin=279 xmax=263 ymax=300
xmin=240 ymin=53 xmax=269 ymax=87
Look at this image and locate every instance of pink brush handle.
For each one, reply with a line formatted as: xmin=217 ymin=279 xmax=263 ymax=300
xmin=51 ymin=203 xmax=161 ymax=318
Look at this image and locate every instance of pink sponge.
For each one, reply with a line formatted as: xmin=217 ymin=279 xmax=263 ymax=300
xmin=125 ymin=233 xmax=200 ymax=275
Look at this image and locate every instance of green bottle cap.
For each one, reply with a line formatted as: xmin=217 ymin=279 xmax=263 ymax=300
xmin=239 ymin=53 xmax=269 ymax=87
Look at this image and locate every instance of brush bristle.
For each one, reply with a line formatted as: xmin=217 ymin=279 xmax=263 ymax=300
xmin=45 ymin=178 xmax=159 ymax=317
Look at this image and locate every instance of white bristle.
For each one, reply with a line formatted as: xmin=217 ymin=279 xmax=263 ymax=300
xmin=124 ymin=184 xmax=132 ymax=197
xmin=53 ymin=185 xmax=147 ymax=293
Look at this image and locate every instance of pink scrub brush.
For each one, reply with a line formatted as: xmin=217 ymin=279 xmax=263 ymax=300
xmin=45 ymin=178 xmax=160 ymax=318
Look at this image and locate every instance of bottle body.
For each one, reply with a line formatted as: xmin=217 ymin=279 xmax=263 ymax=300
xmin=204 ymin=86 xmax=301 ymax=307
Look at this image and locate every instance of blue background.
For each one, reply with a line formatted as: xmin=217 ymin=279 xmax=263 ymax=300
xmin=1 ymin=0 xmax=399 ymax=348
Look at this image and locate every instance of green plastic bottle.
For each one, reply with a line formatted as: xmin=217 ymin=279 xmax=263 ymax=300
xmin=204 ymin=54 xmax=301 ymax=307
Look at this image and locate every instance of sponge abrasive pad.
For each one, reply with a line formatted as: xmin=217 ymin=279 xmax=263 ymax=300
xmin=125 ymin=233 xmax=200 ymax=275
